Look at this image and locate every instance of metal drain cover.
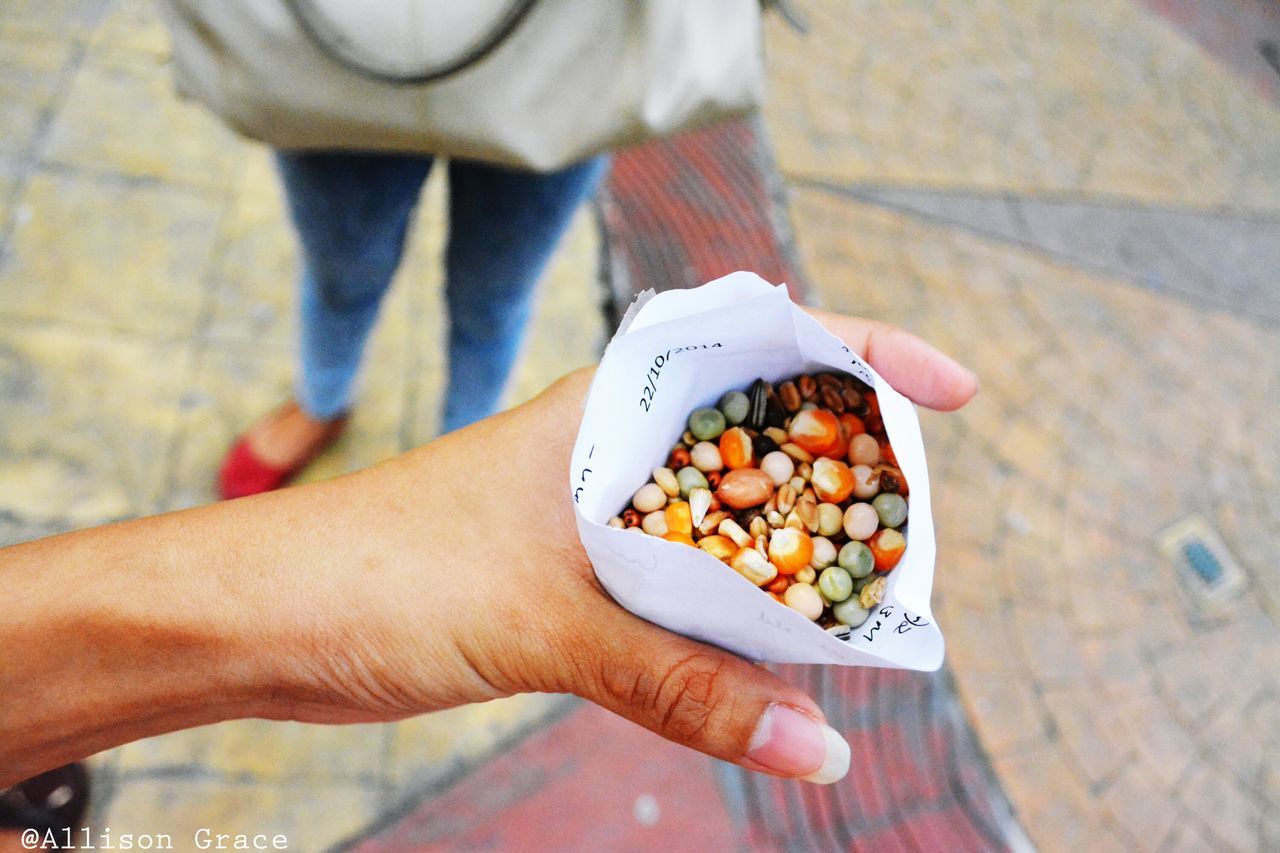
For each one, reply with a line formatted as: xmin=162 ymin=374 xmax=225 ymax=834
xmin=1158 ymin=515 xmax=1248 ymax=614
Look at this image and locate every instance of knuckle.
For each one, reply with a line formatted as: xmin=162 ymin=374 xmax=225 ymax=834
xmin=603 ymin=651 xmax=731 ymax=744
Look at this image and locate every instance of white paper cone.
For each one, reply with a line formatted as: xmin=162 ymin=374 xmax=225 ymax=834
xmin=570 ymin=272 xmax=943 ymax=670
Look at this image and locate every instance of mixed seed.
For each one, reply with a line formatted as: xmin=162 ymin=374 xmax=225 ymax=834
xmin=608 ymin=371 xmax=909 ymax=635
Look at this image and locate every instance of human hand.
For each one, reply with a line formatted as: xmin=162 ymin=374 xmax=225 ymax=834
xmin=273 ymin=311 xmax=978 ymax=785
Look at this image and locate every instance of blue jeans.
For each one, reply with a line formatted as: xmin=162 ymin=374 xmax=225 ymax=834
xmin=276 ymin=151 xmax=609 ymax=433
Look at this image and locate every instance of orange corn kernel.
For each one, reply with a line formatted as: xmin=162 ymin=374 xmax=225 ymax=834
xmin=765 ymin=575 xmax=791 ymax=594
xmin=767 ymin=527 xmax=814 ymax=576
xmin=665 ymin=501 xmax=693 ymax=536
xmin=718 ymin=426 xmax=754 ymax=469
xmin=839 ymin=412 xmax=866 ymax=439
xmin=835 ymin=413 xmax=865 ymax=455
xmin=697 ymin=534 xmax=736 ymax=562
xmin=662 ymin=531 xmax=697 ymax=547
xmin=869 ymin=527 xmax=906 ymax=572
xmin=788 ymin=409 xmax=841 ymax=456
xmin=811 ymin=457 xmax=856 ymax=503
xmin=864 ymin=391 xmax=880 ymax=418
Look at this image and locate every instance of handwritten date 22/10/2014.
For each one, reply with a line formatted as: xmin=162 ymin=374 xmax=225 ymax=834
xmin=637 ymin=343 xmax=723 ymax=412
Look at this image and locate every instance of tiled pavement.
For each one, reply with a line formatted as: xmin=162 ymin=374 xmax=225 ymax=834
xmin=3 ymin=0 xmax=1280 ymax=850
xmin=763 ymin=1 xmax=1280 ymax=848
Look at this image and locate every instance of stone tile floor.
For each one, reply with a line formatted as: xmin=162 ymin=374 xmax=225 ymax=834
xmin=3 ymin=0 xmax=1279 ymax=850
xmin=764 ymin=0 xmax=1280 ymax=848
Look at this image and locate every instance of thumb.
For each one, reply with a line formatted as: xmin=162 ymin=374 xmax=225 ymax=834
xmin=563 ymin=606 xmax=851 ymax=784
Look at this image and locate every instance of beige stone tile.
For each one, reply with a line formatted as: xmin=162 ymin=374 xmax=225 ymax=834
xmin=1198 ymin=694 xmax=1279 ymax=795
xmin=999 ymin=478 xmax=1066 ymax=548
xmin=202 ymin=178 xmax=297 ymax=352
xmin=1263 ymin=811 xmax=1280 ymax=853
xmin=89 ymin=0 xmax=171 ymax=63
xmin=953 ymin=670 xmax=1048 ymax=756
xmin=235 ymin=144 xmax=285 ymax=201
xmin=1011 ymin=608 xmax=1085 ymax=685
xmin=0 ymin=32 xmax=73 ymax=161
xmin=931 ymin=532 xmax=1006 ymax=612
xmin=1149 ymin=642 xmax=1238 ymax=725
xmin=113 ymin=719 xmax=386 ymax=784
xmin=0 ymin=168 xmax=16 ymax=234
xmin=101 ymin=777 xmax=380 ymax=852
xmin=1098 ymin=764 xmax=1179 ymax=849
xmin=384 ymin=693 xmax=566 ymax=787
xmin=1040 ymin=687 xmax=1133 ymax=786
xmin=937 ymin=602 xmax=1027 ymax=677
xmin=1000 ymin=536 xmax=1069 ymax=613
xmin=0 ymin=171 xmax=221 ymax=334
xmin=42 ymin=51 xmax=241 ymax=188
xmin=990 ymin=744 xmax=1102 ymax=850
xmin=1177 ymin=763 xmax=1262 ymax=852
xmin=0 ymin=0 xmax=106 ymax=39
xmin=0 ymin=323 xmax=192 ymax=527
xmin=398 ymin=169 xmax=451 ymax=445
xmin=763 ymin=0 xmax=1280 ymax=212
xmin=1118 ymin=697 xmax=1198 ymax=788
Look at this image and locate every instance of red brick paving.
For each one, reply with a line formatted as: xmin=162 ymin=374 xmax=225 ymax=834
xmin=352 ymin=704 xmax=739 ymax=852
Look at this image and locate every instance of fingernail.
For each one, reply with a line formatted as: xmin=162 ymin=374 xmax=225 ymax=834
xmin=746 ymin=703 xmax=851 ymax=784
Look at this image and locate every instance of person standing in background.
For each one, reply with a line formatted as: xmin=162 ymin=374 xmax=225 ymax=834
xmin=155 ymin=2 xmax=765 ymax=500
xmin=217 ymin=150 xmax=608 ymax=498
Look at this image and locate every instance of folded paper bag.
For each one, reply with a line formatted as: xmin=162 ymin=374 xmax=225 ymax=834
xmin=570 ymin=272 xmax=943 ymax=670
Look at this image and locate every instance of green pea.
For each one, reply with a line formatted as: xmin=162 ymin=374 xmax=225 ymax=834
xmin=818 ymin=566 xmax=854 ymax=603
xmin=838 ymin=541 xmax=875 ymax=578
xmin=833 ymin=597 xmax=871 ymax=628
xmin=676 ymin=466 xmax=709 ymax=498
xmin=688 ymin=407 xmax=726 ymax=441
xmin=717 ymin=390 xmax=750 ymax=426
xmin=873 ymin=492 xmax=908 ymax=528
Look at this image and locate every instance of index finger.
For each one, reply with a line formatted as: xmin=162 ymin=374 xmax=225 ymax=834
xmin=805 ymin=309 xmax=979 ymax=412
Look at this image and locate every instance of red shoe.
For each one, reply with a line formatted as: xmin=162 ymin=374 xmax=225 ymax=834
xmin=218 ymin=403 xmax=349 ymax=500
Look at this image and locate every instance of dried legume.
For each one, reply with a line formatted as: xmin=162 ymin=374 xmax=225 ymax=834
xmin=633 ymin=482 xmax=666 ymax=514
xmin=718 ymin=390 xmax=750 ymax=426
xmin=843 ymin=502 xmax=879 ymax=541
xmin=818 ymin=566 xmax=854 ymax=603
xmin=690 ymin=441 xmax=724 ymax=472
xmin=689 ymin=407 xmax=726 ymax=442
xmin=760 ymin=450 xmax=795 ymax=486
xmin=783 ymin=582 xmax=824 ymax=621
xmin=614 ymin=370 xmax=910 ymax=640
xmin=676 ymin=466 xmax=709 ymax=498
xmin=872 ymin=492 xmax=908 ymax=528
xmin=838 ymin=539 xmax=876 ymax=579
xmin=641 ymin=510 xmax=669 ymax=537
xmin=810 ymin=535 xmax=837 ymax=569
